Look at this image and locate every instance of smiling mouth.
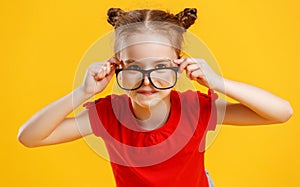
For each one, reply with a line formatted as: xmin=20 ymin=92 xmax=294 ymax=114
xmin=137 ymin=90 xmax=158 ymax=96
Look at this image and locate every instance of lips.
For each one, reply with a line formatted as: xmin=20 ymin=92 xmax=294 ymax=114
xmin=137 ymin=90 xmax=157 ymax=96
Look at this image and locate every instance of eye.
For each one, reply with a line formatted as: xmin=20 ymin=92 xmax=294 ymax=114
xmin=126 ymin=65 xmax=141 ymax=70
xmin=155 ymin=64 xmax=167 ymax=69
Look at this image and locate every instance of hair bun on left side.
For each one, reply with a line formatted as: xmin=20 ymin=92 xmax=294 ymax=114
xmin=107 ymin=8 xmax=126 ymax=27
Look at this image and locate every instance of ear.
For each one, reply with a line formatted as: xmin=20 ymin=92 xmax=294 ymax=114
xmin=175 ymin=8 xmax=197 ymax=29
xmin=107 ymin=8 xmax=126 ymax=27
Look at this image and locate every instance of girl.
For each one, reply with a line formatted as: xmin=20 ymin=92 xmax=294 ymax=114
xmin=18 ymin=8 xmax=293 ymax=187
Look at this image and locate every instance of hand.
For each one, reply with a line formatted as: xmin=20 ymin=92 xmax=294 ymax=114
xmin=174 ymin=58 xmax=223 ymax=90
xmin=81 ymin=57 xmax=120 ymax=96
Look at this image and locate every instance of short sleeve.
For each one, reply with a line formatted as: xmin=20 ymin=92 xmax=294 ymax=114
xmin=197 ymin=89 xmax=218 ymax=152
xmin=82 ymin=96 xmax=111 ymax=137
xmin=196 ymin=89 xmax=218 ymax=131
xmin=206 ymin=89 xmax=218 ymax=131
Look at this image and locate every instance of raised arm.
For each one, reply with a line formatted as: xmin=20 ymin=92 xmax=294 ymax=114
xmin=214 ymin=78 xmax=293 ymax=125
xmin=18 ymin=86 xmax=92 ymax=147
xmin=18 ymin=59 xmax=118 ymax=147
xmin=174 ymin=58 xmax=293 ymax=125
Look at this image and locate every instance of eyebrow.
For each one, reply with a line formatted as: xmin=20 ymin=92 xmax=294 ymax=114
xmin=123 ymin=58 xmax=172 ymax=64
xmin=123 ymin=59 xmax=136 ymax=64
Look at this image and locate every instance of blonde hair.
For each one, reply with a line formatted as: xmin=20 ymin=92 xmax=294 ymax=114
xmin=107 ymin=8 xmax=198 ymax=58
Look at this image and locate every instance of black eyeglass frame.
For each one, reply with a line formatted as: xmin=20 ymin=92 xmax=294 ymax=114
xmin=115 ymin=67 xmax=179 ymax=91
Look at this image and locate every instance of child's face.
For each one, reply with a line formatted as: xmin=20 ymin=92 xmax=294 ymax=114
xmin=119 ymin=41 xmax=178 ymax=109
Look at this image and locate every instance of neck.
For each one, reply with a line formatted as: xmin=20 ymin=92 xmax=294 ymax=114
xmin=132 ymin=95 xmax=171 ymax=131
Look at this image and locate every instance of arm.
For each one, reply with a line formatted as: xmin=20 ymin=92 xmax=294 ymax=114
xmin=174 ymin=58 xmax=293 ymax=125
xmin=18 ymin=86 xmax=93 ymax=147
xmin=214 ymin=78 xmax=293 ymax=125
xmin=18 ymin=59 xmax=118 ymax=147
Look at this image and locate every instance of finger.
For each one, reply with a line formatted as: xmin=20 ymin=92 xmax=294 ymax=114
xmin=94 ymin=71 xmax=101 ymax=81
xmin=104 ymin=62 xmax=111 ymax=75
xmin=108 ymin=57 xmax=118 ymax=64
xmin=178 ymin=58 xmax=197 ymax=74
xmin=98 ymin=64 xmax=109 ymax=80
xmin=108 ymin=57 xmax=122 ymax=68
xmin=94 ymin=68 xmax=105 ymax=81
xmin=97 ymin=61 xmax=115 ymax=79
xmin=178 ymin=59 xmax=189 ymax=73
xmin=101 ymin=66 xmax=107 ymax=78
xmin=106 ymin=66 xmax=116 ymax=80
xmin=173 ymin=57 xmax=185 ymax=65
xmin=190 ymin=70 xmax=204 ymax=80
xmin=186 ymin=69 xmax=191 ymax=79
xmin=186 ymin=63 xmax=205 ymax=79
xmin=186 ymin=64 xmax=201 ymax=72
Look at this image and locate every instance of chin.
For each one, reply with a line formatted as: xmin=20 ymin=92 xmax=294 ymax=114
xmin=129 ymin=90 xmax=171 ymax=109
xmin=136 ymin=98 xmax=162 ymax=109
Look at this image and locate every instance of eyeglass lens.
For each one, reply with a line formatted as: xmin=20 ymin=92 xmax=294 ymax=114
xmin=117 ymin=68 xmax=177 ymax=90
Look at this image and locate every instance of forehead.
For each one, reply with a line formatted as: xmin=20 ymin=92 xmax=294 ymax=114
xmin=118 ymin=32 xmax=178 ymax=60
xmin=120 ymin=43 xmax=177 ymax=61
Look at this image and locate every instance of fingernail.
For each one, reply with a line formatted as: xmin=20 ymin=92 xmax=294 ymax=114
xmin=174 ymin=59 xmax=181 ymax=64
xmin=175 ymin=58 xmax=185 ymax=62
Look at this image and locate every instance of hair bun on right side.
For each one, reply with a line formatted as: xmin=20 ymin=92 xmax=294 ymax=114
xmin=175 ymin=8 xmax=198 ymax=29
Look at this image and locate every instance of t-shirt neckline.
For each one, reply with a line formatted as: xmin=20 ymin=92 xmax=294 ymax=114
xmin=126 ymin=91 xmax=179 ymax=134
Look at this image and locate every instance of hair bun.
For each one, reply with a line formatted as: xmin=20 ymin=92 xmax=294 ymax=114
xmin=175 ymin=8 xmax=197 ymax=29
xmin=107 ymin=8 xmax=126 ymax=27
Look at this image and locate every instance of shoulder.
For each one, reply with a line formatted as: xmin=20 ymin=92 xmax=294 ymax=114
xmin=82 ymin=94 xmax=129 ymax=137
xmin=172 ymin=89 xmax=218 ymax=104
xmin=83 ymin=94 xmax=129 ymax=109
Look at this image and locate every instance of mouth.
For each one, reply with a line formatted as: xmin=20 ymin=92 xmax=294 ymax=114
xmin=136 ymin=90 xmax=158 ymax=96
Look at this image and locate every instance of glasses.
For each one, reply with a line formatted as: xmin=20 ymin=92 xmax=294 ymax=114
xmin=115 ymin=63 xmax=178 ymax=91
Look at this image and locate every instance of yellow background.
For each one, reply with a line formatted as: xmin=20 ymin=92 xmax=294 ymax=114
xmin=1 ymin=0 xmax=299 ymax=186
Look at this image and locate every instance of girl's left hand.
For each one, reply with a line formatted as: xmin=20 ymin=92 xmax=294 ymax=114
xmin=174 ymin=58 xmax=223 ymax=90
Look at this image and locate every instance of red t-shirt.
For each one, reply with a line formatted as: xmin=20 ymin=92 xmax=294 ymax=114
xmin=83 ymin=90 xmax=218 ymax=187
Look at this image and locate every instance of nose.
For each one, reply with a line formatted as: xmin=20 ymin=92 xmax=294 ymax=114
xmin=143 ymin=76 xmax=150 ymax=86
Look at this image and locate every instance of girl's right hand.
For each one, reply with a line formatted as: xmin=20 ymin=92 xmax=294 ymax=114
xmin=81 ymin=57 xmax=120 ymax=97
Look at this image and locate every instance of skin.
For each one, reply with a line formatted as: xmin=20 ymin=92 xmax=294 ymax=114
xmin=118 ymin=43 xmax=178 ymax=130
xmin=17 ymin=34 xmax=293 ymax=147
